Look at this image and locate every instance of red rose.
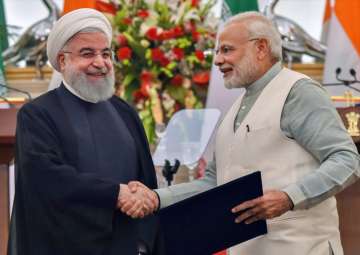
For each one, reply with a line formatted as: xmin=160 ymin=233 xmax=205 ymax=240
xmin=171 ymin=74 xmax=183 ymax=87
xmin=173 ymin=26 xmax=184 ymax=37
xmin=192 ymin=71 xmax=210 ymax=86
xmin=195 ymin=50 xmax=205 ymax=61
xmin=141 ymin=71 xmax=152 ymax=82
xmin=191 ymin=0 xmax=199 ymax=7
xmin=192 ymin=31 xmax=200 ymax=42
xmin=146 ymin=27 xmax=158 ymax=41
xmin=117 ymin=47 xmax=132 ymax=60
xmin=133 ymin=89 xmax=148 ymax=103
xmin=140 ymin=82 xmax=151 ymax=97
xmin=116 ymin=34 xmax=128 ymax=47
xmin=160 ymin=30 xmax=175 ymax=40
xmin=137 ymin=9 xmax=149 ymax=19
xmin=122 ymin=17 xmax=132 ymax=25
xmin=160 ymin=57 xmax=170 ymax=67
xmin=151 ymin=48 xmax=164 ymax=62
xmin=172 ymin=48 xmax=184 ymax=60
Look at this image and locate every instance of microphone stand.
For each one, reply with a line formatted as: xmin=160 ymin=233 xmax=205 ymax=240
xmin=0 ymin=94 xmax=15 ymax=108
xmin=162 ymin=159 xmax=180 ymax=186
xmin=322 ymin=67 xmax=360 ymax=93
xmin=0 ymin=83 xmax=32 ymax=101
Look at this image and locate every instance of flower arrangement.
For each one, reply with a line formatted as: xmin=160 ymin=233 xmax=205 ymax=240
xmin=101 ymin=0 xmax=217 ymax=143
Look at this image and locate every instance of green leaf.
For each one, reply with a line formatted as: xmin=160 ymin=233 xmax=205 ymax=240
xmin=123 ymin=84 xmax=138 ymax=101
xmin=123 ymin=74 xmax=135 ymax=87
xmin=186 ymin=55 xmax=200 ymax=65
xmin=167 ymin=86 xmax=186 ymax=104
xmin=199 ymin=0 xmax=216 ymax=18
xmin=167 ymin=62 xmax=177 ymax=70
xmin=123 ymin=32 xmax=146 ymax=58
xmin=160 ymin=67 xmax=173 ymax=78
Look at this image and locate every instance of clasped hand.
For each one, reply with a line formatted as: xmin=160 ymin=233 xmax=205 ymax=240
xmin=117 ymin=182 xmax=159 ymax=218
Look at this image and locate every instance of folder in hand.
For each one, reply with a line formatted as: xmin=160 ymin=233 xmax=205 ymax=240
xmin=158 ymin=171 xmax=267 ymax=255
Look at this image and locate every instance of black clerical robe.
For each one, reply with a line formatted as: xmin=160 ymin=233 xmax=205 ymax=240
xmin=8 ymin=84 xmax=162 ymax=255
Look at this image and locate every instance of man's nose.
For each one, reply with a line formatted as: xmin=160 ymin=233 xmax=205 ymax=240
xmin=214 ymin=53 xmax=224 ymax=66
xmin=92 ymin=54 xmax=107 ymax=67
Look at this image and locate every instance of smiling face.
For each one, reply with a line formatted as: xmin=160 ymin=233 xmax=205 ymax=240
xmin=58 ymin=31 xmax=115 ymax=102
xmin=214 ymin=23 xmax=259 ymax=89
xmin=214 ymin=21 xmax=270 ymax=89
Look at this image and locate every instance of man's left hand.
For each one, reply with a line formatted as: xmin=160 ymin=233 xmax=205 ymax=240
xmin=232 ymin=190 xmax=293 ymax=224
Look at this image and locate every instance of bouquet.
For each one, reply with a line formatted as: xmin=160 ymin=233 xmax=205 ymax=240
xmin=102 ymin=0 xmax=217 ymax=143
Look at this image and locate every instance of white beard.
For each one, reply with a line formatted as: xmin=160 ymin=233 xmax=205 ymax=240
xmin=64 ymin=67 xmax=115 ymax=103
xmin=224 ymin=51 xmax=260 ymax=89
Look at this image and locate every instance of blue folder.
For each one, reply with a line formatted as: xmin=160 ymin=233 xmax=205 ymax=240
xmin=158 ymin=171 xmax=267 ymax=255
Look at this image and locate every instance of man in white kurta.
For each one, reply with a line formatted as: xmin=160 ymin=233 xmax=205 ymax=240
xmin=130 ymin=12 xmax=360 ymax=255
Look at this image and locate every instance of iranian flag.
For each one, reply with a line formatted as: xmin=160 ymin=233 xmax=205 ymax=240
xmin=323 ymin=0 xmax=360 ymax=98
xmin=0 ymin=0 xmax=8 ymax=95
xmin=222 ymin=0 xmax=259 ymax=19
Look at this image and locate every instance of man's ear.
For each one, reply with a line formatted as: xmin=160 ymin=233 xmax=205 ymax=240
xmin=58 ymin=53 xmax=66 ymax=72
xmin=255 ymin=38 xmax=270 ymax=61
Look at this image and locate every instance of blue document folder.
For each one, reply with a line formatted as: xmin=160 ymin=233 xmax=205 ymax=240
xmin=158 ymin=171 xmax=267 ymax=255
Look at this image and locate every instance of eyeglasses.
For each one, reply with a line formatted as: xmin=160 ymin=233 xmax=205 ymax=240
xmin=62 ymin=49 xmax=114 ymax=61
xmin=215 ymin=38 xmax=260 ymax=56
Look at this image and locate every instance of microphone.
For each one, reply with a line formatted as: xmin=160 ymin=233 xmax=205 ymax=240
xmin=349 ymin=69 xmax=359 ymax=83
xmin=0 ymin=83 xmax=32 ymax=101
xmin=336 ymin=67 xmax=341 ymax=75
xmin=350 ymin=68 xmax=356 ymax=77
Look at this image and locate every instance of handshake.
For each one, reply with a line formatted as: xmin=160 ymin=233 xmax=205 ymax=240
xmin=117 ymin=181 xmax=160 ymax=218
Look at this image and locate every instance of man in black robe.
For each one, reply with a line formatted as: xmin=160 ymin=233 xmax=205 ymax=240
xmin=8 ymin=8 xmax=161 ymax=255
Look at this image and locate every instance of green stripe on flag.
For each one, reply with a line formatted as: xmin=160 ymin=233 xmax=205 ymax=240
xmin=0 ymin=0 xmax=8 ymax=93
xmin=223 ymin=0 xmax=259 ymax=19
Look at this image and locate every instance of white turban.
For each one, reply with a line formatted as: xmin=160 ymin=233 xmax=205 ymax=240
xmin=47 ymin=8 xmax=112 ymax=72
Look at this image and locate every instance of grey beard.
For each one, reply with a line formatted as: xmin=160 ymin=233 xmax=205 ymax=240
xmin=224 ymin=52 xmax=258 ymax=89
xmin=66 ymin=70 xmax=115 ymax=103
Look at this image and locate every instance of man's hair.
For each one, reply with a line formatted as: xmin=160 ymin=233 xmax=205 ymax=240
xmin=225 ymin=11 xmax=282 ymax=61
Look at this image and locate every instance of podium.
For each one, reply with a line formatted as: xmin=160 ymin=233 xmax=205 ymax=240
xmin=336 ymin=106 xmax=360 ymax=255
xmin=0 ymin=108 xmax=18 ymax=255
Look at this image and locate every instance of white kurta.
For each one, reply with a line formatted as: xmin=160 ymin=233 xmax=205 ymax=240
xmin=215 ymin=68 xmax=343 ymax=255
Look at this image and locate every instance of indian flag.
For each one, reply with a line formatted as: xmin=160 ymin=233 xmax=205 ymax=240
xmin=323 ymin=0 xmax=360 ymax=98
xmin=320 ymin=0 xmax=332 ymax=44
xmin=63 ymin=0 xmax=97 ymax=14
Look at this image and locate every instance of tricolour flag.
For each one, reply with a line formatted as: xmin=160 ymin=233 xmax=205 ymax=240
xmin=320 ymin=0 xmax=333 ymax=44
xmin=323 ymin=0 xmax=360 ymax=99
xmin=63 ymin=0 xmax=97 ymax=14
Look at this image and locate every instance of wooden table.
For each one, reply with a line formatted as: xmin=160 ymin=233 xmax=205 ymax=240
xmin=0 ymin=108 xmax=18 ymax=255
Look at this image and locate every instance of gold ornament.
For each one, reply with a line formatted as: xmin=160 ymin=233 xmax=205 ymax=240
xmin=345 ymin=111 xmax=360 ymax=137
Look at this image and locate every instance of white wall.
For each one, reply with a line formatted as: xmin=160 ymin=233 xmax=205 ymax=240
xmin=5 ymin=0 xmax=325 ymax=42
xmin=4 ymin=0 xmax=63 ymax=44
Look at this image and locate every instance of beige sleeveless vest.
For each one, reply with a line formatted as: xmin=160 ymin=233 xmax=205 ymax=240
xmin=215 ymin=68 xmax=343 ymax=255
